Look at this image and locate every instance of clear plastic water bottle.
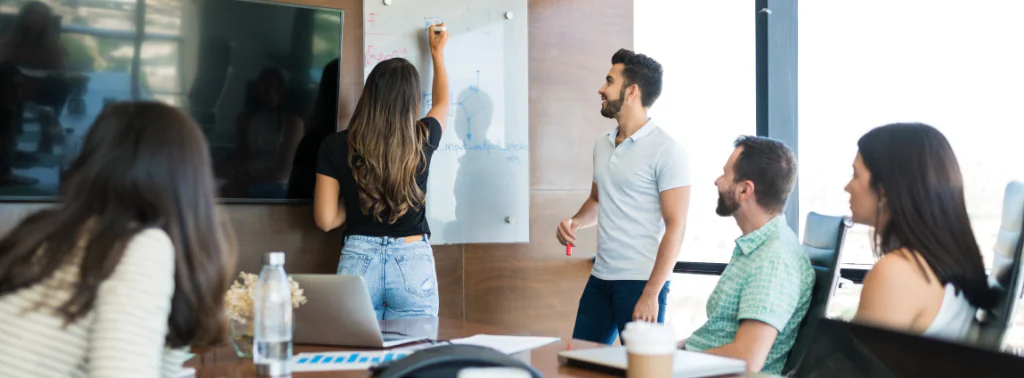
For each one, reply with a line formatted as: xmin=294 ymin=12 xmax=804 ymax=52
xmin=253 ymin=252 xmax=293 ymax=377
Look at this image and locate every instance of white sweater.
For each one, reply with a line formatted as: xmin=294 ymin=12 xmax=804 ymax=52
xmin=0 ymin=228 xmax=190 ymax=378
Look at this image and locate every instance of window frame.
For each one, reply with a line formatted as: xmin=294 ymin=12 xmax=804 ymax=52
xmin=668 ymin=0 xmax=875 ymax=283
xmin=673 ymin=262 xmax=871 ymax=284
xmin=49 ymin=1 xmax=184 ymax=101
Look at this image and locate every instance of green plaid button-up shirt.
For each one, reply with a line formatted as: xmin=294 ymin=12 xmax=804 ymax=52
xmin=684 ymin=215 xmax=814 ymax=374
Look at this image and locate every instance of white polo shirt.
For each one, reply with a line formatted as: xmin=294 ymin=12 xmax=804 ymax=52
xmin=591 ymin=119 xmax=691 ymax=281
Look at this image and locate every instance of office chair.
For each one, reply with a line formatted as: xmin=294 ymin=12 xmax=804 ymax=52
xmin=782 ymin=212 xmax=852 ymax=375
xmin=793 ymin=318 xmax=1024 ymax=378
xmin=976 ymin=181 xmax=1024 ymax=351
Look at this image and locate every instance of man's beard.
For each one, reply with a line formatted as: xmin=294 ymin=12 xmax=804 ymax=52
xmin=716 ymin=188 xmax=740 ymax=217
xmin=600 ymin=87 xmax=627 ymax=119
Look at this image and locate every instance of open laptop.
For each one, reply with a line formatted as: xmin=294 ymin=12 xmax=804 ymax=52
xmin=558 ymin=346 xmax=746 ymax=378
xmin=792 ymin=318 xmax=1024 ymax=378
xmin=291 ymin=274 xmax=435 ymax=348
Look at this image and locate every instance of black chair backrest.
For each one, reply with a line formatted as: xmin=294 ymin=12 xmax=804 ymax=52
xmin=976 ymin=181 xmax=1024 ymax=350
xmin=793 ymin=318 xmax=1024 ymax=378
xmin=783 ymin=212 xmax=851 ymax=375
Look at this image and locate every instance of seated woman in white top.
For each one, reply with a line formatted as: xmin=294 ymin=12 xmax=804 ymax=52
xmin=845 ymin=122 xmax=996 ymax=341
xmin=0 ymin=102 xmax=237 ymax=377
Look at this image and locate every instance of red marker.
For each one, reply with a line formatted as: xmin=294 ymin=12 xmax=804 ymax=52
xmin=564 ymin=219 xmax=574 ymax=256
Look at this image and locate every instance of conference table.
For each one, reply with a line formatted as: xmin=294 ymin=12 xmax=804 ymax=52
xmin=187 ymin=318 xmax=778 ymax=378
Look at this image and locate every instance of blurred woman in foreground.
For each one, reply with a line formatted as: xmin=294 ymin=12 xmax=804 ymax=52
xmin=0 ymin=102 xmax=237 ymax=377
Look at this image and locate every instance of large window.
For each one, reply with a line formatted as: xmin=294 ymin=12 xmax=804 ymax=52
xmin=663 ymin=273 xmax=719 ymax=339
xmin=800 ymin=0 xmax=1024 ymax=351
xmin=635 ymin=0 xmax=755 ymax=339
xmin=634 ymin=0 xmax=1024 ymax=351
xmin=799 ymin=0 xmax=1024 ymax=266
xmin=635 ymin=0 xmax=755 ymax=265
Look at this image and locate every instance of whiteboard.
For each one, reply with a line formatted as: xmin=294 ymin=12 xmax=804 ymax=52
xmin=363 ymin=0 xmax=529 ymax=245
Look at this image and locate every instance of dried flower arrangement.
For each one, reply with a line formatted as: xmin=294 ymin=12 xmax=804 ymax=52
xmin=224 ymin=272 xmax=308 ymax=357
xmin=225 ymin=272 xmax=308 ymax=324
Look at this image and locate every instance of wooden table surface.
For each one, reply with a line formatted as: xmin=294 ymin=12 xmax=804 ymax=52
xmin=186 ymin=318 xmax=773 ymax=378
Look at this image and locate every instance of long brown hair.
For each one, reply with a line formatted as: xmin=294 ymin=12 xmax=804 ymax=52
xmin=6 ymin=1 xmax=60 ymax=51
xmin=347 ymin=57 xmax=427 ymax=224
xmin=858 ymin=122 xmax=997 ymax=309
xmin=0 ymin=102 xmax=237 ymax=348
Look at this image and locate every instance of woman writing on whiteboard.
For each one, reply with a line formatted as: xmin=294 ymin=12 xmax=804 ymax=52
xmin=314 ymin=23 xmax=449 ymax=319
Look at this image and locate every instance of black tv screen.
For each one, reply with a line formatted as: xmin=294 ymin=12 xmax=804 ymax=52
xmin=0 ymin=0 xmax=343 ymax=202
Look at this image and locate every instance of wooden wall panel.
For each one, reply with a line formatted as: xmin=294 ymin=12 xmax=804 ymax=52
xmin=463 ymin=0 xmax=634 ymax=338
xmin=226 ymin=205 xmax=339 ymax=276
xmin=464 ymin=190 xmax=597 ymax=338
xmin=433 ymin=245 xmax=465 ymax=319
xmin=529 ymin=0 xmax=634 ymax=191
xmin=529 ymin=98 xmax=605 ymax=191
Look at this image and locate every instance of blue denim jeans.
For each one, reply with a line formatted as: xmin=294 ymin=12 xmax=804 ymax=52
xmin=572 ymin=275 xmax=671 ymax=345
xmin=337 ymin=235 xmax=440 ymax=320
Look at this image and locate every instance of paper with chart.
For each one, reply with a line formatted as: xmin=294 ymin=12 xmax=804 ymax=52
xmin=363 ymin=0 xmax=530 ymax=245
xmin=292 ymin=350 xmax=412 ymax=372
xmin=290 ymin=334 xmax=558 ymax=372
xmin=291 ymin=343 xmax=441 ymax=373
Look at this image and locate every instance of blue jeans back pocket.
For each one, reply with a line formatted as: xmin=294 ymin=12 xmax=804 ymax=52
xmin=337 ymin=253 xmax=371 ymax=276
xmin=396 ymin=253 xmax=437 ymax=298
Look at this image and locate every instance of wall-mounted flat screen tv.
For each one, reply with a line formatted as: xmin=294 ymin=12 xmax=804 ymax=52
xmin=0 ymin=0 xmax=343 ymax=202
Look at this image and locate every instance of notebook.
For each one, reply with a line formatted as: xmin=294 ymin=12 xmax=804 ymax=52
xmin=558 ymin=346 xmax=747 ymax=378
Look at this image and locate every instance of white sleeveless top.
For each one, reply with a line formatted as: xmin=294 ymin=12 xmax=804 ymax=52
xmin=922 ymin=283 xmax=977 ymax=341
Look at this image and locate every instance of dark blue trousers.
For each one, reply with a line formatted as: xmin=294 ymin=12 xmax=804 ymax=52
xmin=571 ymin=275 xmax=670 ymax=345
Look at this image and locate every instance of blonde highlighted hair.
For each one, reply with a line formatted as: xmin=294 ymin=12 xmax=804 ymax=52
xmin=347 ymin=58 xmax=428 ymax=224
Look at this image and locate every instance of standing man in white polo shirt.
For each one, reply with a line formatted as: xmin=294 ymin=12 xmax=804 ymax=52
xmin=556 ymin=48 xmax=691 ymax=345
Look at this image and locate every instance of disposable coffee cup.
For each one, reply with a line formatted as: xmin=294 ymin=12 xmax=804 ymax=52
xmin=620 ymin=321 xmax=676 ymax=378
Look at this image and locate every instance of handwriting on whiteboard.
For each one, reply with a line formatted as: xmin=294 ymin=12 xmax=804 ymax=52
xmin=442 ymin=140 xmax=528 ymax=165
xmin=365 ymin=45 xmax=409 ymax=65
xmin=444 ymin=141 xmax=529 ymax=153
xmin=423 ymin=16 xmax=444 ymax=29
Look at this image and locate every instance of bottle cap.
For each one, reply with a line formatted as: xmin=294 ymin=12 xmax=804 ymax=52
xmin=264 ymin=251 xmax=285 ymax=266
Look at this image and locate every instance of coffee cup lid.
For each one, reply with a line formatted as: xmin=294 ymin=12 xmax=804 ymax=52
xmin=621 ymin=321 xmax=676 ymax=355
